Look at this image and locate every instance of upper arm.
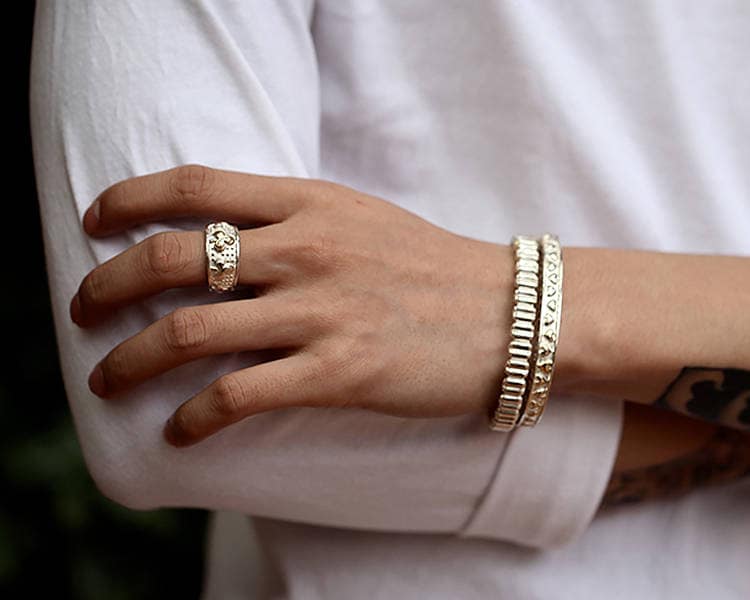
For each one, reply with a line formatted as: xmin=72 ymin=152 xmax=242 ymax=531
xmin=31 ymin=0 xmax=323 ymax=507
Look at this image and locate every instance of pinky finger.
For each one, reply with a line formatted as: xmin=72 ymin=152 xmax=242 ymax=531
xmin=164 ymin=352 xmax=327 ymax=447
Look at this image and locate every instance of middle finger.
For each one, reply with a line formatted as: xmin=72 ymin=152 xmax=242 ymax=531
xmin=89 ymin=292 xmax=317 ymax=397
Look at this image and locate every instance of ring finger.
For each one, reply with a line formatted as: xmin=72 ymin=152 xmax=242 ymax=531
xmin=72 ymin=225 xmax=282 ymax=326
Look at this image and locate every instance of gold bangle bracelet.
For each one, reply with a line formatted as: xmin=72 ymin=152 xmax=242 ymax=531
xmin=489 ymin=233 xmax=564 ymax=432
xmin=489 ymin=235 xmax=540 ymax=432
xmin=520 ymin=233 xmax=564 ymax=427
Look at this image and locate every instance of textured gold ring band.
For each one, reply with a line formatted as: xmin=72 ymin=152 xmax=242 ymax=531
xmin=205 ymin=221 xmax=240 ymax=293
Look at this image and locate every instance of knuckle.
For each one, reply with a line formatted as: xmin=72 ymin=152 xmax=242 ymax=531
xmin=303 ymin=296 xmax=337 ymax=335
xmin=164 ymin=307 xmax=210 ymax=352
xmin=99 ymin=347 xmax=129 ymax=391
xmin=97 ymin=179 xmax=129 ymax=222
xmin=272 ymin=229 xmax=340 ymax=275
xmin=312 ymin=344 xmax=361 ymax=408
xmin=78 ymin=270 xmax=109 ymax=309
xmin=142 ymin=232 xmax=188 ymax=276
xmin=307 ymin=179 xmax=369 ymax=210
xmin=169 ymin=409 xmax=198 ymax=441
xmin=170 ymin=164 xmax=215 ymax=206
xmin=209 ymin=375 xmax=246 ymax=418
xmin=317 ymin=298 xmax=390 ymax=397
xmin=300 ymin=231 xmax=341 ymax=271
xmin=306 ymin=179 xmax=339 ymax=204
xmin=318 ymin=340 xmax=357 ymax=383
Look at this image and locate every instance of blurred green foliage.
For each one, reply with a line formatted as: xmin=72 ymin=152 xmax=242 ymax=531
xmin=3 ymin=3 xmax=208 ymax=598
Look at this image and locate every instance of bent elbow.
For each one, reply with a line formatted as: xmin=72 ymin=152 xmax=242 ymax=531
xmin=77 ymin=431 xmax=162 ymax=511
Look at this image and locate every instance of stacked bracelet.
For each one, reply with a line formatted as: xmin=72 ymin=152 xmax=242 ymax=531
xmin=520 ymin=233 xmax=563 ymax=426
xmin=489 ymin=235 xmax=540 ymax=431
xmin=489 ymin=233 xmax=564 ymax=432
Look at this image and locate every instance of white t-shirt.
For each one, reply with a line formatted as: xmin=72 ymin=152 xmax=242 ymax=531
xmin=31 ymin=1 xmax=749 ymax=598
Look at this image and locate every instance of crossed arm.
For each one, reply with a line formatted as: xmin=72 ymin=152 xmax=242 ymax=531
xmin=73 ymin=168 xmax=750 ymax=436
xmin=555 ymin=245 xmax=750 ymax=431
xmin=72 ymin=165 xmax=750 ymax=498
xmin=605 ymin=403 xmax=750 ymax=507
xmin=560 ymin=246 xmax=750 ymax=505
xmin=32 ymin=0 xmax=749 ymax=551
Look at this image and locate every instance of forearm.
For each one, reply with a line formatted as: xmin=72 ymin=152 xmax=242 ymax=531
xmin=603 ymin=403 xmax=750 ymax=507
xmin=553 ymin=246 xmax=750 ymax=430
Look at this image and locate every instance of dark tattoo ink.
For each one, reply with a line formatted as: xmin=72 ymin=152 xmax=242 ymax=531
xmin=601 ymin=427 xmax=750 ymax=509
xmin=653 ymin=366 xmax=750 ymax=430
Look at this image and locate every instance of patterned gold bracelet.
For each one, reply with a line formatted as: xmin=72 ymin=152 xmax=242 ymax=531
xmin=489 ymin=235 xmax=541 ymax=432
xmin=519 ymin=233 xmax=563 ymax=427
xmin=489 ymin=233 xmax=564 ymax=432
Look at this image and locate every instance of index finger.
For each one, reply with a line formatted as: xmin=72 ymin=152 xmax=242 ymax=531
xmin=83 ymin=164 xmax=318 ymax=236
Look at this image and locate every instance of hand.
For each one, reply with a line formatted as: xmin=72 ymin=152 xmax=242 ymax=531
xmin=72 ymin=165 xmax=513 ymax=447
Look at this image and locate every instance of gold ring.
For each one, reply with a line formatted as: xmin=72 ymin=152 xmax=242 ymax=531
xmin=205 ymin=221 xmax=240 ymax=293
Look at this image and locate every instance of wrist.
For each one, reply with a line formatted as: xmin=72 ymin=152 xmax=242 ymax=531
xmin=553 ymin=246 xmax=690 ymax=404
xmin=472 ymin=242 xmax=631 ymax=411
xmin=546 ymin=246 xmax=612 ymax=398
xmin=471 ymin=240 xmax=606 ymax=414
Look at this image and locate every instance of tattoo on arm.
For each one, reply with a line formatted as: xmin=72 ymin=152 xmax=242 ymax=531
xmin=653 ymin=366 xmax=750 ymax=431
xmin=601 ymin=427 xmax=750 ymax=508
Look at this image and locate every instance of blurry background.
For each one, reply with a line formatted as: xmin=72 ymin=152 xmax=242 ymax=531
xmin=3 ymin=4 xmax=208 ymax=598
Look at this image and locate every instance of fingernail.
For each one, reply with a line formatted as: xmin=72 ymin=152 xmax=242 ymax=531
xmin=164 ymin=417 xmax=186 ymax=447
xmin=88 ymin=363 xmax=106 ymax=396
xmin=70 ymin=293 xmax=81 ymax=325
xmin=83 ymin=200 xmax=100 ymax=233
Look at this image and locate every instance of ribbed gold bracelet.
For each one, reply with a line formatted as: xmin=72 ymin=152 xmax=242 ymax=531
xmin=489 ymin=235 xmax=540 ymax=432
xmin=489 ymin=233 xmax=564 ymax=432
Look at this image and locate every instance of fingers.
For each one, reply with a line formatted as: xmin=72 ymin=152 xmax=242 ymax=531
xmin=72 ymin=226 xmax=280 ymax=326
xmin=83 ymin=165 xmax=324 ymax=236
xmin=163 ymin=352 xmax=326 ymax=447
xmin=88 ymin=295 xmax=316 ymax=398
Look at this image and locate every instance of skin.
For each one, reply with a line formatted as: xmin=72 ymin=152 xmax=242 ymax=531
xmin=552 ymin=246 xmax=750 ymax=430
xmin=75 ymin=166 xmax=520 ymax=444
xmin=602 ymin=403 xmax=750 ymax=507
xmin=70 ymin=165 xmax=750 ymax=502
